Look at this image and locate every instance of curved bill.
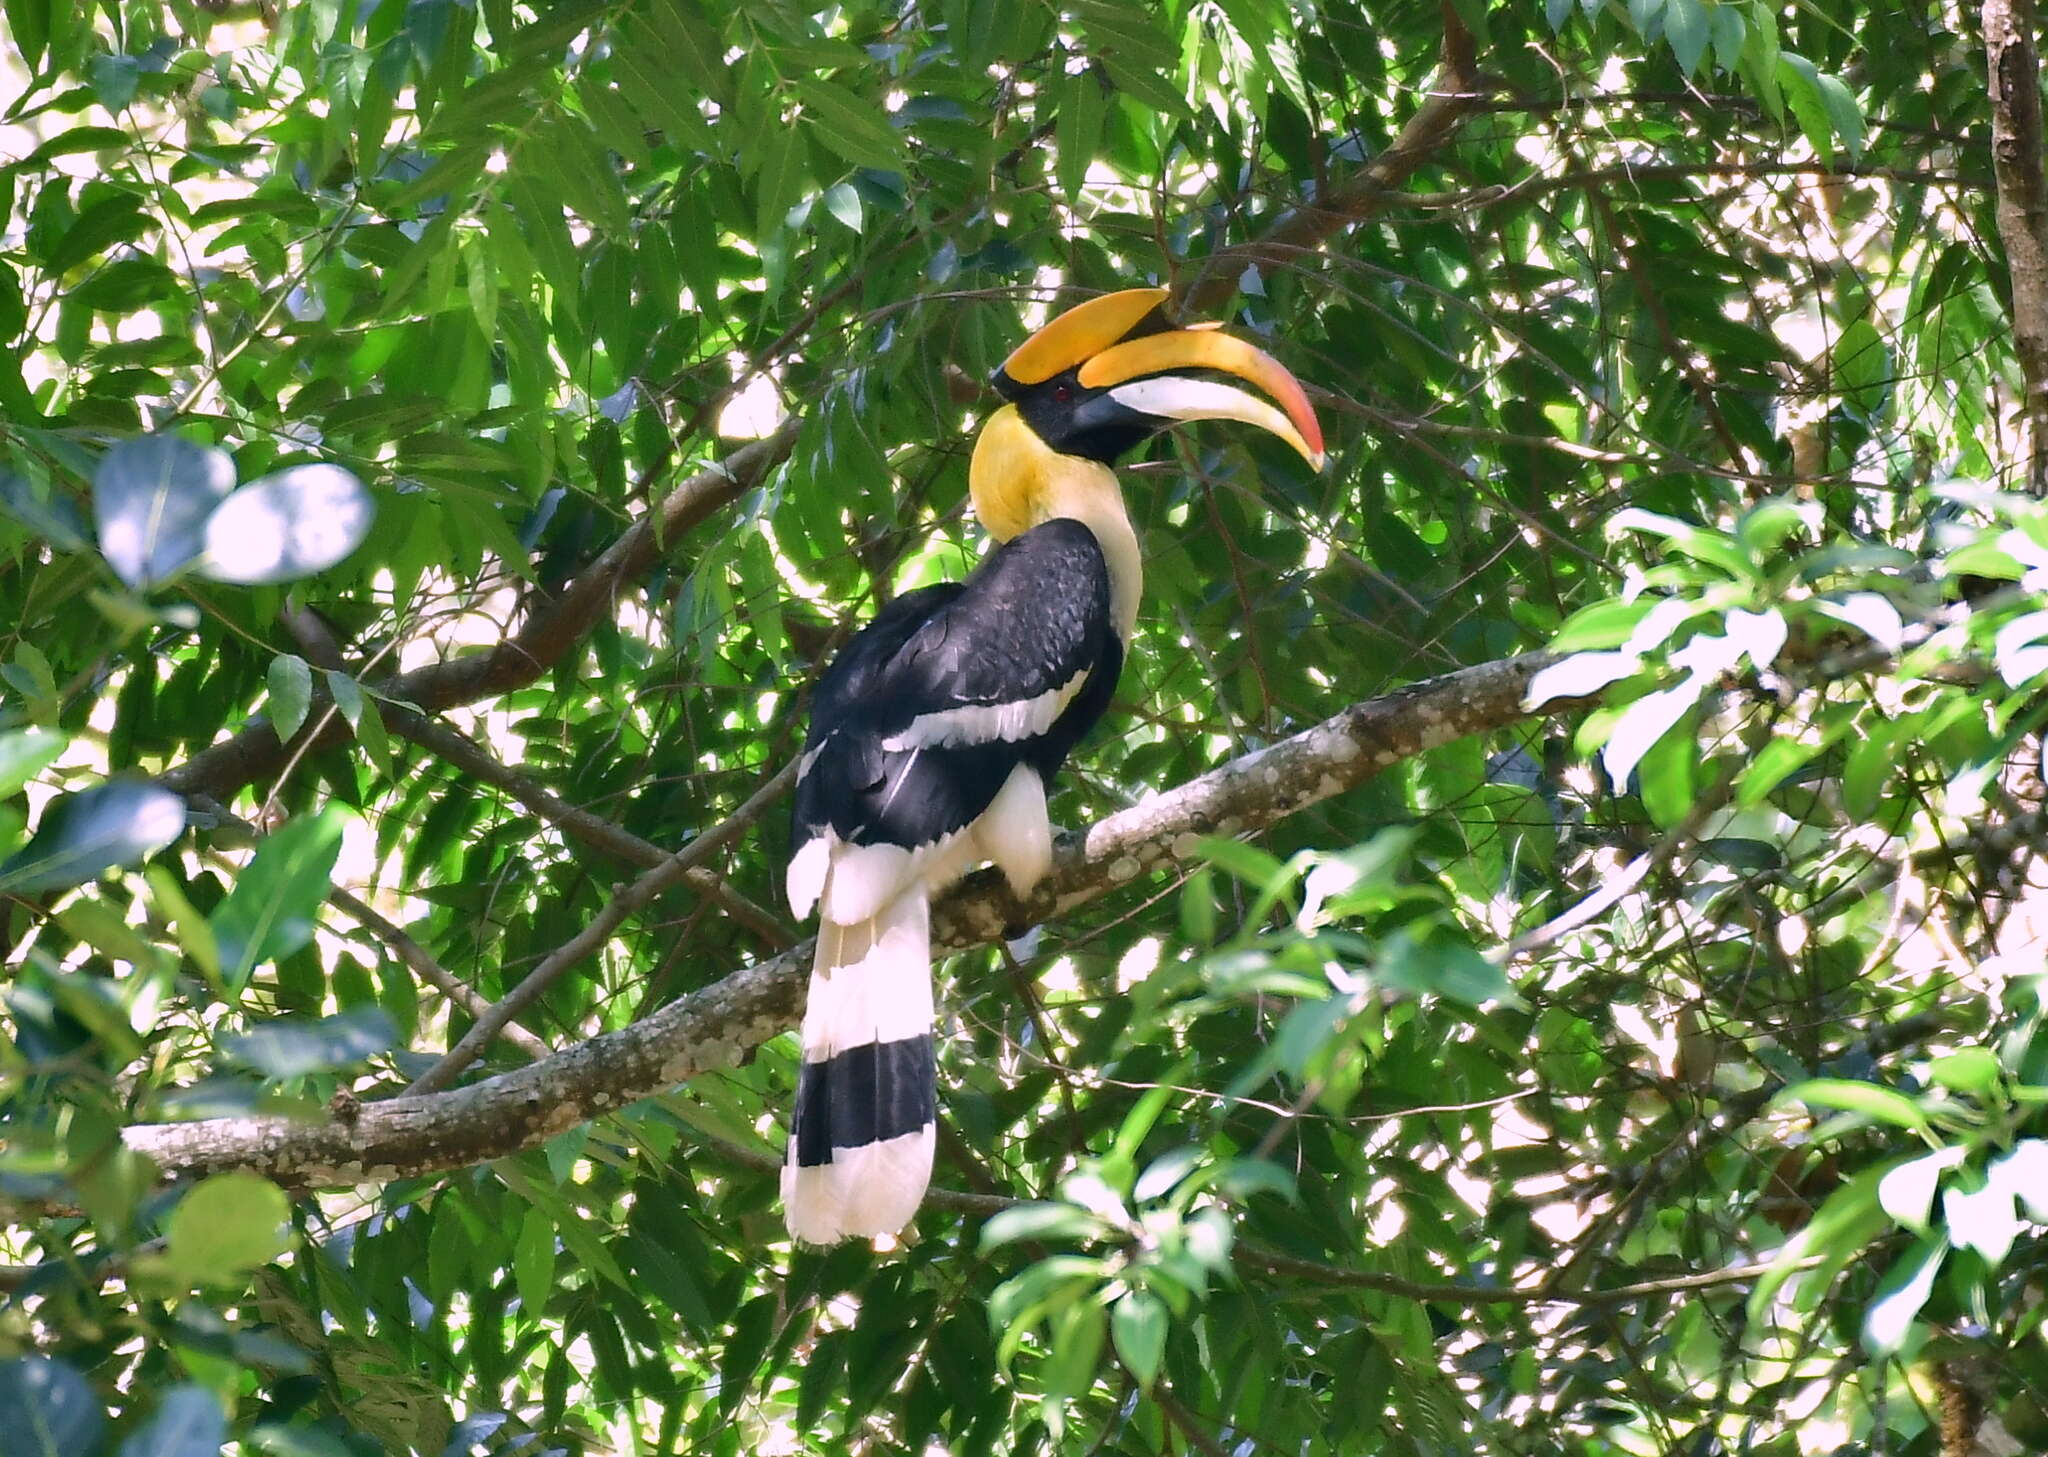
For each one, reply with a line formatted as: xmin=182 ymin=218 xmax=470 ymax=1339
xmin=999 ymin=287 xmax=1170 ymax=386
xmin=1078 ymin=328 xmax=1326 ymax=469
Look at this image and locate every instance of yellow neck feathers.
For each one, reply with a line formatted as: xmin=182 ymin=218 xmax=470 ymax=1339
xmin=968 ymin=405 xmax=1142 ymax=642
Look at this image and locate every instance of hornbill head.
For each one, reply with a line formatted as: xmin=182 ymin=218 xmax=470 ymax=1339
xmin=989 ymin=286 xmax=1326 ymax=471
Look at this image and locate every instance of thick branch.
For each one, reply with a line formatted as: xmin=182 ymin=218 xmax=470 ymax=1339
xmin=157 ymin=426 xmax=800 ymax=804
xmin=119 ymin=650 xmax=1568 ymax=1186
xmin=1983 ymin=0 xmax=2048 ymax=492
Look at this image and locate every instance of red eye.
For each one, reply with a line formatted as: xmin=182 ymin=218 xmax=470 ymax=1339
xmin=1054 ymin=383 xmax=1073 ymax=402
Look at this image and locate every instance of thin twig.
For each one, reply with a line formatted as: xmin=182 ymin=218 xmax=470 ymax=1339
xmin=327 ymin=887 xmax=550 ymax=1060
xmin=401 ymin=759 xmax=800 ymax=1095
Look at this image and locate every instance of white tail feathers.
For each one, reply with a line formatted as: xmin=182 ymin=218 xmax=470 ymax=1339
xmin=782 ymin=888 xmax=937 ymax=1244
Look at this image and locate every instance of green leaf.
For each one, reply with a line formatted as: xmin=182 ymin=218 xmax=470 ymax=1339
xmin=0 ymin=470 xmax=90 ymax=551
xmin=1777 ymin=53 xmax=1841 ymax=165
xmin=162 ymin=1171 xmax=292 ymax=1286
xmin=1039 ymin=1300 xmax=1106 ymax=1405
xmin=1749 ymin=1164 xmax=1886 ymax=1318
xmin=1111 ymin=1291 xmax=1168 ymax=1389
xmin=0 ymin=779 xmax=185 ymax=894
xmin=1550 ymin=597 xmax=1656 ymax=651
xmin=1662 ymin=0 xmax=1708 ymax=76
xmin=1833 ymin=317 xmax=1891 ymax=418
xmin=821 ymin=181 xmax=863 ymax=233
xmin=324 ymin=670 xmax=365 ymax=731
xmin=1736 ymin=734 xmax=1823 ymax=808
xmin=0 ymin=728 xmax=65 ymax=798
xmin=5 ymin=0 xmax=51 ymax=66
xmin=1928 ymin=1047 xmax=2001 ymax=1096
xmin=610 ymin=21 xmax=714 ymax=150
xmin=796 ymin=78 xmax=909 ymax=170
xmin=147 ymin=866 xmax=222 ymax=983
xmin=1600 ymin=677 xmax=1705 ymax=792
xmin=514 ymin=1206 xmax=556 ymax=1318
xmin=1608 ymin=508 xmax=1752 ymax=579
xmin=634 ymin=0 xmax=730 ymax=107
xmin=70 ymin=257 xmax=181 ymax=310
xmin=223 ymin=1008 xmax=397 ymax=1078
xmin=751 ymin=121 xmax=806 ymax=238
xmin=1783 ymin=1078 xmax=1932 ymax=1136
xmin=1056 ymin=66 xmax=1107 ymax=203
xmin=209 ymin=806 xmax=349 ymax=990
xmin=1737 ymin=497 xmax=1812 ymax=558
xmin=267 ymin=654 xmax=313 ymax=742
xmin=981 ymin=1203 xmax=1110 ymax=1250
xmin=1375 ymin=930 xmax=1521 ymax=1008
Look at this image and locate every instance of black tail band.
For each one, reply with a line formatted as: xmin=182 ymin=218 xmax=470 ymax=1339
xmin=791 ymin=1034 xmax=936 ymax=1168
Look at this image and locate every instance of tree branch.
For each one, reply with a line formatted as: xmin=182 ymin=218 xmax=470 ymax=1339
xmin=1983 ymin=0 xmax=2048 ymax=492
xmin=119 ymin=650 xmax=1572 ymax=1186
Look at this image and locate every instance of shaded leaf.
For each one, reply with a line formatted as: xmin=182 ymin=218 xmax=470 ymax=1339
xmin=93 ymin=436 xmax=236 ymax=588
xmin=1111 ymin=1291 xmax=1167 ymax=1389
xmin=0 ymin=779 xmax=184 ymax=894
xmin=118 ymin=1386 xmax=226 ymax=1457
xmin=223 ymin=1007 xmax=398 ymax=1079
xmin=0 ymin=1357 xmax=104 ymax=1457
xmin=210 ymin=807 xmax=348 ymax=989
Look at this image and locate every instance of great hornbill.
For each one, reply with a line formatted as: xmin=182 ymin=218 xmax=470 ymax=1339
xmin=782 ymin=287 xmax=1325 ymax=1244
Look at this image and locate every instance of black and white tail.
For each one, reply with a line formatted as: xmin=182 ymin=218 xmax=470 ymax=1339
xmin=780 ymin=888 xmax=937 ymax=1244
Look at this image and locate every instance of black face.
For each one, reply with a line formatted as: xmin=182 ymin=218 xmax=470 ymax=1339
xmin=993 ymin=366 xmax=1169 ymax=465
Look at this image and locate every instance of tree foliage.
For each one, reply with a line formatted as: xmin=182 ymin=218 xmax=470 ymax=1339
xmin=4 ymin=0 xmax=2048 ymax=1453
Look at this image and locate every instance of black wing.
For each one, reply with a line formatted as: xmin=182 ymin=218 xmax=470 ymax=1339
xmin=792 ymin=518 xmax=1123 ymax=855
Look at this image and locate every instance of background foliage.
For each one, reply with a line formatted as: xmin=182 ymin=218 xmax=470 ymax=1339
xmin=6 ymin=0 xmax=2048 ymax=1452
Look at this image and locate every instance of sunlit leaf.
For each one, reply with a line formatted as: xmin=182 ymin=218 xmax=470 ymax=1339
xmin=0 ymin=728 xmax=65 ymax=799
xmin=200 ymin=464 xmax=374 ymax=585
xmin=1861 ymin=1236 xmax=1943 ymax=1356
xmin=1943 ymin=1178 xmax=2020 ymax=1267
xmin=160 ymin=1171 xmax=292 ymax=1286
xmin=1876 ymin=1146 xmax=1965 ymax=1234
